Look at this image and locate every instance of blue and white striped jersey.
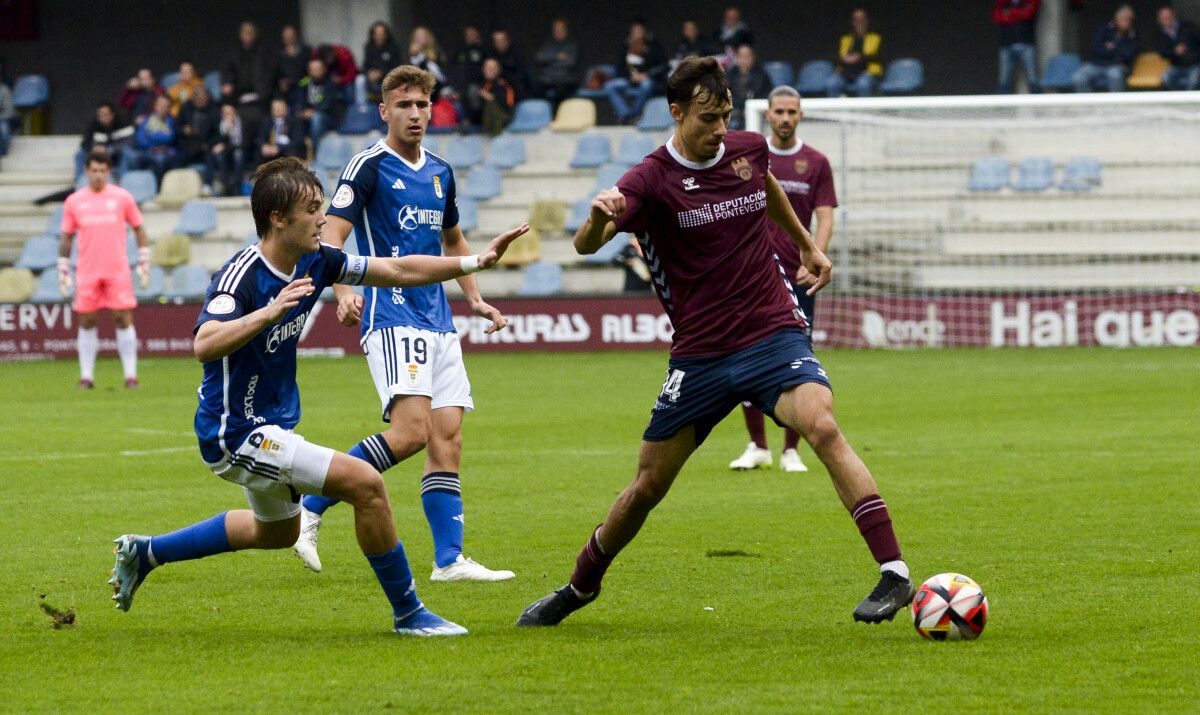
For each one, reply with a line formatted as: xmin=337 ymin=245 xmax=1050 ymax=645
xmin=327 ymin=140 xmax=460 ymax=338
xmin=192 ymin=243 xmax=368 ymax=464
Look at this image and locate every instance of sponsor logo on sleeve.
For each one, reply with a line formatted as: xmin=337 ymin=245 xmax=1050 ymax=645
xmin=331 ymin=184 xmax=354 ymax=209
xmin=206 ymin=294 xmax=236 ymax=315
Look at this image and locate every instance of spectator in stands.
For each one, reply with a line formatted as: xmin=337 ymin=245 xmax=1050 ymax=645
xmin=994 ymin=0 xmax=1041 ymax=93
xmin=488 ymin=29 xmax=528 ymax=98
xmin=727 ymin=45 xmax=772 ymax=129
xmin=408 ymin=26 xmax=448 ymax=96
xmin=475 ymin=58 xmax=516 ymax=136
xmin=1155 ymin=6 xmax=1200 ymax=90
xmin=223 ymin=21 xmax=271 ymax=127
xmin=1073 ymin=5 xmax=1138 ymax=93
xmin=363 ymin=21 xmax=402 ymax=103
xmin=314 ymin=43 xmax=359 ymax=92
xmin=616 ymin=236 xmax=652 ymax=294
xmin=454 ymin=25 xmax=487 ymax=95
xmin=257 ymin=97 xmax=305 ymax=162
xmin=178 ymin=86 xmax=221 ymax=194
xmin=212 ymin=102 xmax=248 ymax=196
xmin=167 ymin=62 xmax=205 ymax=116
xmin=274 ymin=24 xmax=311 ymax=103
xmin=604 ymin=19 xmax=668 ymax=124
xmin=126 ymin=94 xmax=178 ymax=182
xmin=673 ymin=19 xmax=717 ymax=71
xmin=0 ymin=78 xmax=13 ymax=157
xmin=118 ymin=68 xmax=164 ymax=125
xmin=715 ymin=6 xmax=753 ymax=60
xmin=827 ymin=8 xmax=882 ymax=97
xmin=533 ymin=18 xmax=579 ymax=110
xmin=76 ymin=103 xmax=134 ymax=178
xmin=295 ymin=58 xmax=340 ymax=152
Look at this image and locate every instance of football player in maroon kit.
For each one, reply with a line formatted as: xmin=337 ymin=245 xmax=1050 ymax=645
xmin=518 ymin=57 xmax=913 ymax=628
xmin=729 ymin=85 xmax=839 ymax=475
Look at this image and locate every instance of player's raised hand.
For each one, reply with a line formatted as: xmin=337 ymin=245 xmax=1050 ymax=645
xmin=800 ymin=248 xmax=833 ymax=296
xmin=471 ymin=299 xmax=508 ymax=334
xmin=478 ymin=223 xmax=531 ymax=269
xmin=336 ymin=292 xmax=363 ymax=327
xmin=265 ymin=278 xmax=313 ymax=323
xmin=590 ymin=187 xmax=626 ymax=223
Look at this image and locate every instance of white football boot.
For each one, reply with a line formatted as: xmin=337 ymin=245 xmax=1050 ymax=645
xmin=779 ymin=448 xmax=809 ymax=473
xmin=729 ymin=442 xmax=772 ymax=470
xmin=293 ymin=508 xmax=323 ymax=573
xmin=430 ymin=555 xmax=515 ymax=582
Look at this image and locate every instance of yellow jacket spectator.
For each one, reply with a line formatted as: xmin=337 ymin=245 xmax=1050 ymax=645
xmin=168 ymin=62 xmax=206 ymax=117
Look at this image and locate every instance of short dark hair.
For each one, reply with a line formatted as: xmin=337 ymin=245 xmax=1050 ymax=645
xmin=250 ymin=156 xmax=323 ymax=237
xmin=665 ymin=56 xmax=730 ymax=110
xmin=382 ymin=64 xmax=436 ymax=97
xmin=85 ymin=149 xmax=112 ymax=168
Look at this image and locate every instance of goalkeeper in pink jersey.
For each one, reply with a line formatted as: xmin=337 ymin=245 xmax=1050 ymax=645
xmin=59 ymin=149 xmax=152 ymax=388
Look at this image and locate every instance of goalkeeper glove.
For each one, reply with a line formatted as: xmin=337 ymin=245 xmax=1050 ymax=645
xmin=136 ymin=246 xmax=151 ymax=289
xmin=57 ymin=257 xmax=72 ymax=297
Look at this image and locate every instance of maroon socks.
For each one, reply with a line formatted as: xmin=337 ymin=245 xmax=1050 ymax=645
xmin=741 ymin=403 xmax=767 ymax=449
xmin=569 ymin=527 xmax=613 ymax=596
xmin=850 ymin=493 xmax=902 ymax=565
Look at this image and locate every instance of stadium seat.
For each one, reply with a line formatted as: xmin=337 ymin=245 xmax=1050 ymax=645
xmin=14 ymin=236 xmax=59 ymax=272
xmin=0 ymin=267 xmax=36 ymax=304
xmin=593 ymin=163 xmax=627 ymax=193
xmin=497 ymin=229 xmax=542 ymax=267
xmin=157 ymin=168 xmax=202 ymax=208
xmin=528 ymin=200 xmax=566 ymax=234
xmin=1013 ymin=157 xmax=1055 ymax=192
xmin=152 ymin=234 xmax=192 ymax=268
xmin=39 ymin=205 xmax=65 ymax=238
xmin=569 ymin=133 xmax=613 ymax=169
xmin=879 ymin=59 xmax=924 ymax=95
xmin=794 ymin=60 xmax=836 ymax=96
xmin=120 ymin=170 xmax=158 ymax=205
xmin=565 ymin=198 xmax=592 ymax=233
xmin=242 ymin=233 xmax=260 ymax=249
xmin=549 ymin=98 xmax=596 ymax=132
xmin=357 ymin=131 xmax=383 ymax=151
xmin=317 ymin=170 xmax=339 ymax=199
xmin=763 ymin=61 xmax=795 ymax=88
xmin=456 ymin=198 xmax=479 ymax=232
xmin=175 ymin=200 xmax=217 ymax=236
xmin=460 ymin=166 xmax=503 ymax=200
xmin=126 ymin=231 xmax=140 ymax=266
xmin=616 ymin=134 xmax=657 ymax=167
xmin=575 ymin=65 xmax=618 ymax=99
xmin=314 ymin=134 xmax=353 ymax=171
xmin=1040 ymin=53 xmax=1082 ymax=92
xmin=515 ymin=261 xmax=563 ymax=296
xmin=164 ymin=264 xmax=212 ymax=301
xmin=203 ymin=71 xmax=222 ymax=98
xmin=1127 ymin=52 xmax=1170 ymax=90
xmin=443 ymin=135 xmax=485 ymax=169
xmin=340 ymin=103 xmax=383 ymax=134
xmin=353 ymin=74 xmax=368 ymax=105
xmin=1058 ymin=156 xmax=1102 ymax=191
xmin=636 ymin=97 xmax=673 ymax=131
xmin=12 ymin=74 xmax=49 ymax=109
xmin=160 ymin=72 xmax=181 ymax=92
xmin=485 ymin=134 xmax=526 ymax=169
xmin=507 ymin=99 xmax=553 ymax=133
xmin=583 ymin=233 xmax=630 ymax=264
xmin=135 ymin=265 xmax=166 ymax=301
xmin=968 ymin=157 xmax=1010 ymax=192
xmin=30 ymin=268 xmax=68 ymax=303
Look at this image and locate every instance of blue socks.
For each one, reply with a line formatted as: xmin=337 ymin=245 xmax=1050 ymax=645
xmin=421 ymin=472 xmax=464 ymax=568
xmin=148 ymin=512 xmax=232 ymax=565
xmin=366 ymin=541 xmax=422 ymax=618
xmin=303 ymin=433 xmax=398 ymax=515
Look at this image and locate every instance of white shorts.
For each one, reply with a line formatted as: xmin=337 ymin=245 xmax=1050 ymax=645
xmin=207 ymin=425 xmax=335 ymax=522
xmin=364 ymin=326 xmax=474 ymax=422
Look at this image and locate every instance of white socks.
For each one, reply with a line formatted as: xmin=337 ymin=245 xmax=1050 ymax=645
xmin=77 ymin=327 xmax=98 ymax=381
xmin=881 ymin=560 xmax=910 ymax=580
xmin=115 ymin=326 xmax=138 ymax=380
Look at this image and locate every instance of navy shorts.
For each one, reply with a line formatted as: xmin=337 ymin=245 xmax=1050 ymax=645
xmin=643 ymin=330 xmax=832 ymax=445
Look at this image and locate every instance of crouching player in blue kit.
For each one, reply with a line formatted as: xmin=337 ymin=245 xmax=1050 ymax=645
xmin=108 ymin=156 xmax=529 ymax=636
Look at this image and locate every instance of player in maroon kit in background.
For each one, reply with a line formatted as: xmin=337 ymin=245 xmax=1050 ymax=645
xmin=729 ymin=85 xmax=838 ymax=475
xmin=518 ymin=57 xmax=914 ymax=628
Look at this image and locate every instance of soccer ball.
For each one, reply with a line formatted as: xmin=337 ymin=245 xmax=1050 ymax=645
xmin=911 ymin=573 xmax=988 ymax=641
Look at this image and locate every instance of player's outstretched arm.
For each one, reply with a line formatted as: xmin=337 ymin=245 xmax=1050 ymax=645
xmin=193 ymin=278 xmax=315 ymax=362
xmin=574 ymin=188 xmax=623 ymax=255
xmin=442 ymin=224 xmax=509 ymax=335
xmin=363 ymin=223 xmax=530 ymax=288
xmin=322 ymin=215 xmax=363 ymax=327
xmin=765 ymin=171 xmax=832 ymax=296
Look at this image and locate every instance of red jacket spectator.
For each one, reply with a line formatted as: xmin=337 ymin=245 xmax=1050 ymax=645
xmin=315 ymin=44 xmax=358 ymax=88
xmin=993 ymin=0 xmax=1040 ymax=47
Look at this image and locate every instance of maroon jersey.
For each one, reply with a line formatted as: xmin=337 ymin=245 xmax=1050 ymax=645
xmin=766 ymin=141 xmax=838 ymax=274
xmin=613 ymin=130 xmax=806 ymax=359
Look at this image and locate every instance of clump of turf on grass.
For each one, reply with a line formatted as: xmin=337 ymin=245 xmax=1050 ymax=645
xmin=705 ymin=549 xmax=761 ymax=558
xmin=38 ymin=594 xmax=76 ymax=629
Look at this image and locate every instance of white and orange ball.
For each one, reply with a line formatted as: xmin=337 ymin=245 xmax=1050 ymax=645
xmin=911 ymin=573 xmax=988 ymax=641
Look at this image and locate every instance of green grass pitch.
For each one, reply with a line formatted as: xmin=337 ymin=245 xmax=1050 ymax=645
xmin=1 ymin=347 xmax=1195 ymax=711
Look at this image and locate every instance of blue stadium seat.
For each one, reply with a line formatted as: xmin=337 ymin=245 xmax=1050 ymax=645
xmin=442 ymin=135 xmax=485 ymax=169
xmin=968 ymin=157 xmax=1011 ymax=192
xmin=1040 ymin=53 xmax=1082 ymax=92
xmin=569 ymin=133 xmax=613 ymax=169
xmin=460 ymin=166 xmax=503 ymax=200
xmin=175 ymin=200 xmax=217 ymax=235
xmin=1058 ymin=156 xmax=1102 ymax=191
xmin=242 ymin=232 xmax=259 ymax=249
xmin=136 ymin=265 xmax=166 ymax=301
xmin=126 ymin=230 xmax=139 ymax=266
xmin=565 ymin=197 xmax=592 ymax=233
xmin=456 ymin=198 xmax=479 ymax=232
xmin=880 ymin=59 xmax=924 ymax=95
xmin=1013 ymin=157 xmax=1055 ymax=192
xmin=40 ymin=205 xmax=64 ymax=238
xmin=616 ymin=134 xmax=657 ymax=167
xmin=12 ymin=75 xmax=49 ymax=109
xmin=636 ymin=97 xmax=673 ymax=131
xmin=593 ymin=163 xmax=627 ymax=193
xmin=575 ymin=65 xmax=618 ymax=99
xmin=794 ymin=60 xmax=835 ymax=96
xmin=120 ymin=170 xmax=158 ymax=205
xmin=583 ymin=233 xmax=630 ymax=264
xmin=317 ymin=169 xmax=339 ymax=199
xmin=203 ymin=71 xmax=222 ymax=98
xmin=14 ymin=236 xmax=59 ymax=272
xmin=353 ymin=74 xmax=368 ymax=104
xmin=314 ymin=134 xmax=353 ymax=171
xmin=764 ymin=61 xmax=795 ymax=88
xmin=30 ymin=268 xmax=68 ymax=303
xmin=160 ymin=72 xmax=181 ymax=92
xmin=486 ymin=134 xmax=526 ymax=169
xmin=340 ymin=103 xmax=383 ymax=134
xmin=164 ymin=264 xmax=212 ymax=301
xmin=516 ymin=262 xmax=564 ymax=296
xmin=507 ymin=99 xmax=553 ymax=132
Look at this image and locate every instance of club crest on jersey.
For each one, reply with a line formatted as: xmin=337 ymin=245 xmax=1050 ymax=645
xmin=731 ymin=157 xmax=753 ymax=180
xmin=682 ymin=177 xmax=699 ymax=191
xmin=794 ymin=159 xmax=809 ymax=174
xmin=433 ymin=175 xmax=443 ymax=198
xmin=332 ymin=184 xmax=354 ymax=208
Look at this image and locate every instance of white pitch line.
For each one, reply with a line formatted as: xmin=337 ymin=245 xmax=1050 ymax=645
xmin=123 ymin=428 xmax=195 ymax=437
xmin=0 ymin=446 xmax=194 ymax=462
xmin=120 ymin=446 xmax=195 ymax=456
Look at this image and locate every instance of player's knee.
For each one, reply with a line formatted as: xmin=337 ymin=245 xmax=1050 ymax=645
xmin=348 ymin=470 xmax=390 ymax=511
xmin=384 ymin=422 xmax=430 ymax=457
xmin=255 ymin=519 xmax=300 ymax=549
xmin=629 ymin=472 xmax=672 ymax=508
xmin=803 ymin=413 xmax=843 ymax=453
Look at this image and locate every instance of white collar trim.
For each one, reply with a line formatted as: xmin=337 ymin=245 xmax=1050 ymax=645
xmin=768 ymin=139 xmax=804 ymax=156
xmin=665 ymin=134 xmax=726 ymax=170
xmin=379 ymin=140 xmax=426 ymax=171
xmin=253 ymin=245 xmax=296 ymax=282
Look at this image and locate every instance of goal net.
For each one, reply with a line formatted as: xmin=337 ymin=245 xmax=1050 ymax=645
xmin=743 ymin=93 xmax=1200 ymax=349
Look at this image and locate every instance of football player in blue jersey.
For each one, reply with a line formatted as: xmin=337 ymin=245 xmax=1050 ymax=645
xmin=108 ymin=156 xmax=529 ymax=636
xmin=294 ymin=65 xmax=514 ymax=581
